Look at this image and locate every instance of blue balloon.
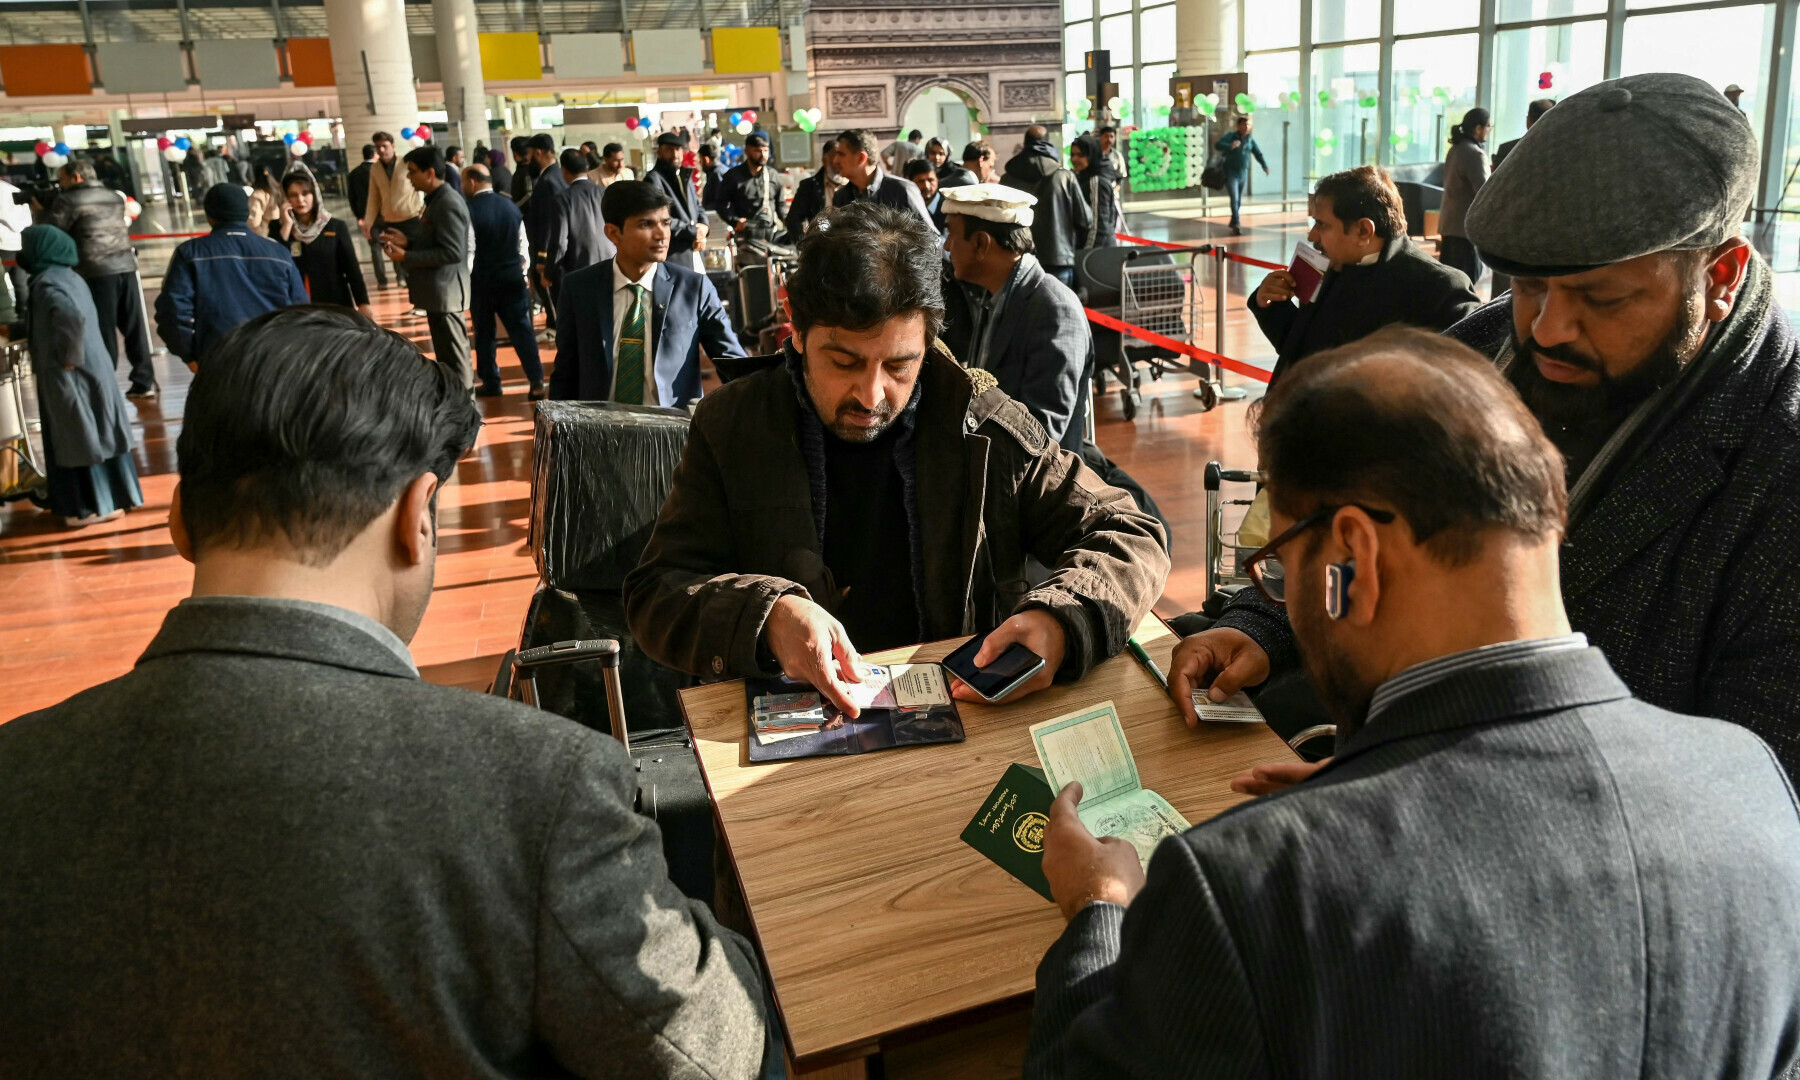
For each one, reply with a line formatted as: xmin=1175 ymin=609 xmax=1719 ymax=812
xmin=282 ymin=132 xmax=296 ymax=145
xmin=53 ymin=142 xmax=69 ymax=155
xmin=174 ymin=137 xmax=191 ymax=151
xmin=729 ymin=112 xmax=742 ymax=125
xmin=400 ymin=127 xmax=414 ymax=140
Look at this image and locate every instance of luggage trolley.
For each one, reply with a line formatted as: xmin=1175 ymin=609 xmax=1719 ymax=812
xmin=1203 ymin=460 xmax=1263 ymax=599
xmin=1076 ymin=243 xmax=1224 ymax=420
xmin=0 ymin=339 xmax=45 ymax=507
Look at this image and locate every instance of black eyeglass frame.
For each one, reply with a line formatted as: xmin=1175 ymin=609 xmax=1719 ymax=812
xmin=1241 ymin=503 xmax=1398 ymax=605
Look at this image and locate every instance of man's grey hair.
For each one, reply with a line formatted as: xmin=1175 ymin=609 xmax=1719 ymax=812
xmin=61 ymin=160 xmax=97 ymax=183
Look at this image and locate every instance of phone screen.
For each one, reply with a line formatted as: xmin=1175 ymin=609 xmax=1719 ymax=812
xmin=943 ymin=632 xmax=1045 ymax=701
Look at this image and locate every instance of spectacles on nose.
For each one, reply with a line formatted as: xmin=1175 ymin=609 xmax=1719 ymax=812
xmin=1241 ymin=504 xmax=1396 ymax=604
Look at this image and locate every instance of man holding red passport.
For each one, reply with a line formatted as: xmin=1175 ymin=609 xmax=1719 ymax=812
xmin=1251 ymin=165 xmax=1480 ymax=384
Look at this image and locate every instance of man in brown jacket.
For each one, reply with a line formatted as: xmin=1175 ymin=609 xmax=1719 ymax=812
xmin=625 ymin=202 xmax=1169 ymax=713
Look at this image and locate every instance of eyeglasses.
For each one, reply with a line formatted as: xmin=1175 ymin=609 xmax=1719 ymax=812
xmin=1240 ymin=504 xmax=1396 ymax=605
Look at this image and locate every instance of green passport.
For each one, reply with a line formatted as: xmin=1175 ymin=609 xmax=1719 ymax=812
xmin=960 ymin=763 xmax=1056 ymax=902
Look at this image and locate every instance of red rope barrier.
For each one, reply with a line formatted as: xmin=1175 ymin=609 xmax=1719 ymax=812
xmin=1223 ymin=251 xmax=1286 ymax=271
xmin=1083 ymin=306 xmax=1272 ymax=385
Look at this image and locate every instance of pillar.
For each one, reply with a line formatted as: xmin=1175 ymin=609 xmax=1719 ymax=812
xmin=1177 ymin=0 xmax=1237 ymax=77
xmin=322 ymin=0 xmax=420 ymax=151
xmin=434 ymin=0 xmax=488 ymax=153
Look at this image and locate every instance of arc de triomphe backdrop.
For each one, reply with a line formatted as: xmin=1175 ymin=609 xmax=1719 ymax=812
xmin=802 ymin=0 xmax=1065 ymax=154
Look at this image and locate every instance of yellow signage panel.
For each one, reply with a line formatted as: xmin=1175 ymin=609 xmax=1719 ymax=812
xmin=479 ymin=32 xmax=542 ymax=81
xmin=711 ymin=27 xmax=781 ymax=75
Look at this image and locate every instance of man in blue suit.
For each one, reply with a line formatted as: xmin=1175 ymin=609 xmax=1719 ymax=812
xmin=548 ymin=181 xmax=744 ymax=407
xmin=462 ymin=165 xmax=545 ymax=399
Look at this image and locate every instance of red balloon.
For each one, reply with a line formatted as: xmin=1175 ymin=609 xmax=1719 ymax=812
xmin=625 ymin=117 xmax=639 ymax=130
xmin=416 ymin=126 xmax=431 ymax=141
xmin=1538 ymin=71 xmax=1554 ymax=89
xmin=155 ymin=137 xmax=172 ymax=151
xmin=298 ymin=131 xmax=314 ymax=145
xmin=34 ymin=141 xmax=50 ymax=156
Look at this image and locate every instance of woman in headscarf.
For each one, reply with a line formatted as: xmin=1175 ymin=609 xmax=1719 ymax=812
xmin=1438 ymin=106 xmax=1492 ymax=284
xmin=1071 ymin=133 xmax=1119 ymax=249
xmin=273 ymin=169 xmax=372 ymax=317
xmin=16 ymin=224 xmax=142 ymax=527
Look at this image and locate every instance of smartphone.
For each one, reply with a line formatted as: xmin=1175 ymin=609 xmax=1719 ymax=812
xmin=942 ymin=631 xmax=1046 ymax=703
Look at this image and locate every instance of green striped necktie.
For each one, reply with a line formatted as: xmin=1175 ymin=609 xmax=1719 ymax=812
xmin=615 ymin=283 xmax=647 ymax=404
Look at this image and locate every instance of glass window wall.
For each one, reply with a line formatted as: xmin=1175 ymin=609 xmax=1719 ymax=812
xmin=1388 ymin=34 xmax=1479 ymax=168
xmin=1315 ymin=0 xmax=1381 ymax=44
xmin=1621 ymin=3 xmax=1775 ymax=158
xmin=1498 ymin=0 xmax=1608 ymax=20
xmin=1311 ymin=42 xmax=1381 ymax=174
xmin=1491 ymin=19 xmax=1606 ymax=147
xmin=1394 ymin=0 xmax=1480 ymax=36
xmin=1247 ymin=0 xmax=1301 ymax=52
xmin=1246 ymin=50 xmax=1305 ymax=201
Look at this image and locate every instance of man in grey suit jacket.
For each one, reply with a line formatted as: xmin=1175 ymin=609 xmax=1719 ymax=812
xmin=0 ymin=307 xmax=772 ymax=1079
xmin=546 ymin=146 xmax=617 ymax=279
xmin=1028 ymin=327 xmax=1800 ymax=1079
xmin=383 ymin=144 xmax=473 ymax=389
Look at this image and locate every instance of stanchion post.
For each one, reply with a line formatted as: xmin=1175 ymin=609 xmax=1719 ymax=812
xmin=1281 ymin=121 xmax=1290 ymax=211
xmin=1213 ymin=247 xmax=1249 ymax=401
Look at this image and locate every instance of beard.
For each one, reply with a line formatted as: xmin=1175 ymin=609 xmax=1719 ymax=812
xmin=1289 ymin=589 xmax=1378 ymax=738
xmin=803 ymin=364 xmax=899 ymax=443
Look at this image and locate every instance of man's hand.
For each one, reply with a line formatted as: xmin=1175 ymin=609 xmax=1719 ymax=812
xmin=763 ymin=594 xmax=866 ymax=717
xmin=1043 ymin=782 xmax=1146 ymax=921
xmin=1262 ymin=166 xmax=1271 ymax=176
xmin=358 ymin=217 xmax=369 ymax=239
xmin=1169 ymin=627 xmax=1271 ymax=727
xmin=950 ymin=609 xmax=1066 ymax=704
xmin=1231 ymin=758 xmax=1328 ymax=796
xmin=733 ymin=219 xmax=748 ymax=235
xmin=1255 ymin=270 xmax=1297 ymax=308
xmin=381 ymin=227 xmax=408 ymax=251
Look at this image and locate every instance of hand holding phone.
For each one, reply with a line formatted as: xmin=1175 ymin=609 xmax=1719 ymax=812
xmin=946 ymin=610 xmax=1066 ymax=704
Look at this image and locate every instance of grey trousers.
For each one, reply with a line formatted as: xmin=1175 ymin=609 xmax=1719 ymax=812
xmin=426 ymin=309 xmax=473 ymax=390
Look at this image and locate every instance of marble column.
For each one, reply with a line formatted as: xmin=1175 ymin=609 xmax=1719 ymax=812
xmin=322 ymin=0 xmax=420 ymax=151
xmin=433 ymin=0 xmax=488 ymax=152
xmin=1177 ymin=0 xmax=1237 ymax=76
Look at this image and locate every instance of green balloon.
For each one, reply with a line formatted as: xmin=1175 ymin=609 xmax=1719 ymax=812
xmin=1196 ymin=98 xmax=1215 ymax=116
xmin=1318 ymin=90 xmax=1332 ymax=105
xmin=1359 ymin=94 xmax=1378 ymax=108
xmin=1235 ymin=92 xmax=1255 ymax=111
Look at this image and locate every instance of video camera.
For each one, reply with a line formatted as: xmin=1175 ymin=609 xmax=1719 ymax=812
xmin=11 ymin=179 xmax=61 ymax=207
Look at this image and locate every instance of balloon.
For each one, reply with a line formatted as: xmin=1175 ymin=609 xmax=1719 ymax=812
xmin=155 ymin=137 xmax=172 ymax=151
xmin=123 ymin=196 xmax=142 ymax=222
xmin=1195 ymin=97 xmax=1215 ymax=117
xmin=1318 ymin=90 xmax=1332 ymax=106
xmin=805 ymin=107 xmax=822 ymax=125
xmin=1358 ymin=93 xmax=1378 ymax=108
xmin=33 ymin=140 xmax=50 ymax=156
xmin=41 ymin=152 xmax=65 ymax=169
xmin=163 ymin=147 xmax=184 ymax=163
xmin=1235 ymin=92 xmax=1256 ymax=113
xmin=289 ymin=141 xmax=307 ymax=157
xmin=174 ymin=136 xmax=191 ymax=151
xmin=735 ymin=120 xmax=753 ymax=136
xmin=298 ymin=131 xmax=314 ymax=145
xmin=53 ymin=142 xmax=69 ymax=156
xmin=633 ymin=125 xmax=650 ymax=140
xmin=729 ymin=112 xmax=742 ymax=126
xmin=400 ymin=127 xmax=414 ymax=140
xmin=743 ymin=109 xmax=757 ymax=122
xmin=1538 ymin=70 xmax=1554 ymax=90
xmin=416 ymin=126 xmax=431 ymax=141
xmin=625 ymin=116 xmax=639 ymax=130
xmin=282 ymin=132 xmax=296 ymax=145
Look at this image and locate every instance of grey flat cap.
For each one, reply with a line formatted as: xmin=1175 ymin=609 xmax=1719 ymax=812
xmin=1466 ymin=73 xmax=1756 ymax=277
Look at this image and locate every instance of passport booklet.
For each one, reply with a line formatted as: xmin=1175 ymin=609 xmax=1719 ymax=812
xmin=744 ymin=663 xmax=965 ymax=763
xmin=962 ymin=701 xmax=1191 ymax=901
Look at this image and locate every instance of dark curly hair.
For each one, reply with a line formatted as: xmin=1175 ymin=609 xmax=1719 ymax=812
xmin=788 ymin=201 xmax=945 ymax=342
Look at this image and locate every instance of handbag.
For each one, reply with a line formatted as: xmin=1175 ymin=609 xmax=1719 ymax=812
xmin=1201 ymin=153 xmax=1226 ymax=192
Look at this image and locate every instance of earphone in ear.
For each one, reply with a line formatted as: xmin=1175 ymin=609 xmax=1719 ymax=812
xmin=1325 ymin=559 xmax=1356 ymax=620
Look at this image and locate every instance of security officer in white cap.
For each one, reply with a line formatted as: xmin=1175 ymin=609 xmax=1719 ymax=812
xmin=1175 ymin=72 xmax=1800 ymax=780
xmin=940 ymin=183 xmax=1093 ymax=452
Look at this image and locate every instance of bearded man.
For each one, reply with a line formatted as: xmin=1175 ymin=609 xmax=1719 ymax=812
xmin=1170 ymin=73 xmax=1800 ymax=779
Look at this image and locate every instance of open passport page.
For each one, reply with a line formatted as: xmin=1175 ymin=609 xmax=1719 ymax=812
xmin=962 ymin=701 xmax=1190 ymax=900
xmin=744 ymin=663 xmax=965 ymax=763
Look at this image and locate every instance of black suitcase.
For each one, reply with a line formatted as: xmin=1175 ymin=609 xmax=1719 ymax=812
xmin=499 ymin=638 xmax=716 ymax=906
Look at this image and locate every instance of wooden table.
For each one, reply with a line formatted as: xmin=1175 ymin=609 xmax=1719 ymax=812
xmin=680 ymin=614 xmax=1295 ymax=1073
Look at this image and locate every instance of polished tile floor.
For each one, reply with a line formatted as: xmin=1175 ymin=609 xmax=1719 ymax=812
xmin=0 ymin=201 xmax=1389 ymax=720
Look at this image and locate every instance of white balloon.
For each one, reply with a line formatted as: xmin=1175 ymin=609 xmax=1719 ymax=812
xmin=289 ymin=141 xmax=307 ymax=157
xmin=634 ymin=126 xmax=651 ymax=140
xmin=735 ymin=120 xmax=754 ymax=135
xmin=163 ymin=147 xmax=185 ymax=163
xmin=42 ymin=152 xmax=66 ymax=169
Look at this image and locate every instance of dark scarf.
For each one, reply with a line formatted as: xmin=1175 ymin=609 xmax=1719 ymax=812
xmin=1026 ymin=134 xmax=1060 ymax=163
xmin=784 ymin=343 xmax=927 ymax=638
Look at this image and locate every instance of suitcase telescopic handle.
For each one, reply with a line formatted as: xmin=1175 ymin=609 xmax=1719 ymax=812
xmin=512 ymin=639 xmax=630 ymax=754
